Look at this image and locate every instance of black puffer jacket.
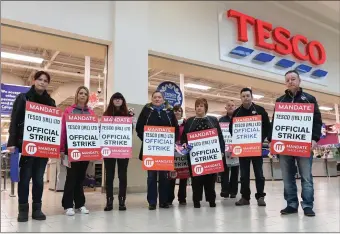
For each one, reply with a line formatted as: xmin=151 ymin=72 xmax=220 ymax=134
xmin=136 ymin=103 xmax=179 ymax=160
xmin=267 ymin=88 xmax=322 ymax=142
xmin=7 ymin=86 xmax=56 ymax=152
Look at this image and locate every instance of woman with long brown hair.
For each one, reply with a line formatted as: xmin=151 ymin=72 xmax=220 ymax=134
xmin=103 ymin=92 xmax=134 ymax=211
xmin=60 ymin=86 xmax=95 ymax=216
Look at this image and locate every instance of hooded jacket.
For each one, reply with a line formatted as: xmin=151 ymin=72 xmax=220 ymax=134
xmin=267 ymin=88 xmax=322 ymax=142
xmin=60 ymin=104 xmax=95 ymax=153
xmin=7 ymin=86 xmax=56 ymax=152
xmin=136 ymin=102 xmax=179 ymax=160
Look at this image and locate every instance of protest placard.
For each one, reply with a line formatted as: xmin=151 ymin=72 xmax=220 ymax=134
xmin=270 ymin=103 xmax=314 ymax=157
xmin=187 ymin=128 xmax=224 ymax=176
xmin=22 ymin=101 xmax=62 ymax=158
xmin=100 ymin=116 xmax=133 ymax=158
xmin=66 ymin=114 xmax=101 ymax=162
xmin=220 ymin=123 xmax=232 ymax=152
xmin=231 ymin=115 xmax=262 ymax=157
xmin=142 ymin=126 xmax=175 ymax=171
xmin=168 ymin=151 xmax=190 ymax=179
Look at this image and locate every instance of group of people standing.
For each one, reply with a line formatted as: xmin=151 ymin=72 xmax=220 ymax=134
xmin=7 ymin=69 xmax=321 ymax=223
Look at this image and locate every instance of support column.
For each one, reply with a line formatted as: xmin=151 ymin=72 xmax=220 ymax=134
xmin=106 ymin=1 xmax=149 ymax=193
xmin=84 ymin=56 xmax=91 ymax=89
xmin=334 ymin=103 xmax=339 ymax=123
xmin=179 ymin=74 xmax=186 ymax=118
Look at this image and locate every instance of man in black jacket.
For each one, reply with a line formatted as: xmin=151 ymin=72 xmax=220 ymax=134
xmin=229 ymin=88 xmax=271 ymax=207
xmin=7 ymin=71 xmax=56 ymax=222
xmin=268 ymin=70 xmax=322 ymax=217
xmin=219 ymin=100 xmax=239 ymax=199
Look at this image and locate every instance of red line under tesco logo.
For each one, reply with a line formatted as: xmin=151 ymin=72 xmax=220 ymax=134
xmin=227 ymin=9 xmax=326 ymax=66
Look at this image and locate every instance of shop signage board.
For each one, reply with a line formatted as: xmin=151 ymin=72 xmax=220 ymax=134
xmin=100 ymin=116 xmax=133 ymax=158
xmin=168 ymin=151 xmax=190 ymax=179
xmin=217 ymin=7 xmax=328 ymax=84
xmin=1 ymin=83 xmax=30 ymax=116
xmin=22 ymin=101 xmax=62 ymax=158
xmin=142 ymin=126 xmax=175 ymax=171
xmin=66 ymin=114 xmax=101 ymax=162
xmin=156 ymin=81 xmax=183 ymax=108
xmin=270 ymin=103 xmax=314 ymax=157
xmin=187 ymin=128 xmax=224 ymax=176
xmin=231 ymin=115 xmax=262 ymax=157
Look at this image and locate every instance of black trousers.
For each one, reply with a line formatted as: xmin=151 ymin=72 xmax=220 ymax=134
xmin=191 ymin=174 xmax=216 ymax=202
xmin=104 ymin=158 xmax=129 ymax=199
xmin=239 ymin=157 xmax=266 ymax=200
xmin=18 ymin=157 xmax=48 ymax=204
xmin=220 ymin=166 xmax=239 ymax=195
xmin=168 ymin=178 xmax=188 ymax=203
xmin=62 ymin=161 xmax=89 ymax=209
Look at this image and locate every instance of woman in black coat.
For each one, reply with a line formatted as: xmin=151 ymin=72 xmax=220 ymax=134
xmin=7 ymin=71 xmax=56 ymax=222
xmin=136 ymin=91 xmax=179 ymax=210
xmin=181 ymin=98 xmax=225 ymax=208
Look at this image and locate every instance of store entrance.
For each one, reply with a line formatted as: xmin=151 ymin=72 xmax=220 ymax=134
xmin=1 ymin=25 xmax=108 ymax=193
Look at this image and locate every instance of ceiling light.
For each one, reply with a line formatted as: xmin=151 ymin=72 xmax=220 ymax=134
xmin=253 ymin=94 xmax=264 ymax=99
xmin=207 ymin=113 xmax=222 ymax=117
xmin=1 ymin=52 xmax=44 ymax=64
xmin=1 ymin=119 xmax=10 ymax=123
xmin=319 ymin=106 xmax=333 ymax=111
xmin=184 ymin=83 xmax=211 ymax=90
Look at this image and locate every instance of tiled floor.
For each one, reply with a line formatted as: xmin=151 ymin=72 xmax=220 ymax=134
xmin=1 ymin=177 xmax=339 ymax=232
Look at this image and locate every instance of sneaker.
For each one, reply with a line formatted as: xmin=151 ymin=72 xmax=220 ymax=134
xmin=77 ymin=206 xmax=89 ymax=214
xmin=148 ymin=204 xmax=156 ymax=210
xmin=209 ymin=201 xmax=216 ymax=208
xmin=235 ymin=198 xmax=250 ymax=206
xmin=257 ymin=197 xmax=266 ymax=206
xmin=303 ymin=207 xmax=315 ymax=217
xmin=179 ymin=201 xmax=187 ymax=206
xmin=220 ymin=192 xmax=229 ymax=198
xmin=65 ymin=208 xmax=75 ymax=216
xmin=159 ymin=203 xmax=170 ymax=209
xmin=280 ymin=206 xmax=298 ymax=215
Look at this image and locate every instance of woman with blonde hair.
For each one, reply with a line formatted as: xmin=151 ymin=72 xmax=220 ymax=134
xmin=60 ymin=86 xmax=95 ymax=216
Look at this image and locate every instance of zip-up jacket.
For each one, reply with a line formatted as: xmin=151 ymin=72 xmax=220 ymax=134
xmin=136 ymin=103 xmax=179 ymax=160
xmin=267 ymin=88 xmax=322 ymax=142
xmin=229 ymin=103 xmax=271 ymax=143
xmin=60 ymin=104 xmax=95 ymax=153
xmin=219 ymin=115 xmax=232 ymax=123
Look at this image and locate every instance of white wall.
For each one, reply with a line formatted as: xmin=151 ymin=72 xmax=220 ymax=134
xmin=1 ymin=72 xmax=25 ymax=85
xmin=148 ymin=1 xmax=340 ymax=96
xmin=1 ymin=1 xmax=113 ymax=41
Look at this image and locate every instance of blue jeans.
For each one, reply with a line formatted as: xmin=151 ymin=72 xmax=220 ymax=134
xmin=279 ymin=155 xmax=314 ymax=209
xmin=18 ymin=157 xmax=48 ymax=204
xmin=147 ymin=171 xmax=169 ymax=205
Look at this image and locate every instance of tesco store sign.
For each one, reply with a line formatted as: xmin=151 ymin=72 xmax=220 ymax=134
xmin=218 ymin=9 xmax=328 ymax=81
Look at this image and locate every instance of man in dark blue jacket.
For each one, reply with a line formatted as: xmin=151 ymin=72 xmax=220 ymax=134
xmin=229 ymin=88 xmax=271 ymax=207
xmin=268 ymin=70 xmax=322 ymax=217
xmin=219 ymin=100 xmax=239 ymax=199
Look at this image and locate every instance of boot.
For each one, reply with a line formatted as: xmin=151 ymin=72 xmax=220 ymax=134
xmin=32 ymin=203 xmax=46 ymax=220
xmin=118 ymin=197 xmax=126 ymax=211
xmin=17 ymin=204 xmax=29 ymax=222
xmin=104 ymin=197 xmax=113 ymax=211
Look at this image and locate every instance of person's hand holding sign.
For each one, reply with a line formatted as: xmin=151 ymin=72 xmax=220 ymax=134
xmin=60 ymin=152 xmax=65 ymax=161
xmin=7 ymin=146 xmax=15 ymax=154
xmin=311 ymin=140 xmax=317 ymax=150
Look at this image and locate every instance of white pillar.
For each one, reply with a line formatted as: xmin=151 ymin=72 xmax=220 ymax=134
xmin=107 ymin=1 xmax=148 ymax=104
xmin=106 ymin=1 xmax=149 ymax=193
xmin=84 ymin=56 xmax=91 ymax=89
xmin=334 ymin=104 xmax=339 ymax=123
xmin=179 ymin=74 xmax=186 ymax=117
